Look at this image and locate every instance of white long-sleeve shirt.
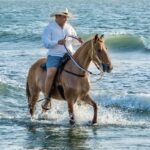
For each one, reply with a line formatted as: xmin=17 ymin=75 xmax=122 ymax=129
xmin=42 ymin=21 xmax=77 ymax=57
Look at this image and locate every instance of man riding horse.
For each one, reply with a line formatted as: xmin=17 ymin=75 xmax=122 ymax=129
xmin=26 ymin=9 xmax=113 ymax=125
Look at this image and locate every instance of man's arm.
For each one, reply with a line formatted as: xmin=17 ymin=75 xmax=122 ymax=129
xmin=42 ymin=26 xmax=66 ymax=48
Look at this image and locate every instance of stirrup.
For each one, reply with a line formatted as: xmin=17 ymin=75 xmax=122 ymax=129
xmin=42 ymin=97 xmax=51 ymax=111
xmin=42 ymin=105 xmax=50 ymax=111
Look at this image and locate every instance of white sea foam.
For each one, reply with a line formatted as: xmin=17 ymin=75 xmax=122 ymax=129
xmin=25 ymin=93 xmax=150 ymax=127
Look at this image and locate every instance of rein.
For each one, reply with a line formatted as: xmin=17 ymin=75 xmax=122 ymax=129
xmin=64 ymin=35 xmax=104 ymax=77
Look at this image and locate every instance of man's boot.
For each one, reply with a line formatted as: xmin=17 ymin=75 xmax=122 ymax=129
xmin=42 ymin=98 xmax=51 ymax=111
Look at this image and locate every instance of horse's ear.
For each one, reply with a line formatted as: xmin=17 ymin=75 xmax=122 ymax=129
xmin=94 ymin=34 xmax=99 ymax=43
xmin=100 ymin=34 xmax=104 ymax=39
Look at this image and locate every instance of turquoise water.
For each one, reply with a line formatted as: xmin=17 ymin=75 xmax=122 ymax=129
xmin=0 ymin=0 xmax=150 ymax=149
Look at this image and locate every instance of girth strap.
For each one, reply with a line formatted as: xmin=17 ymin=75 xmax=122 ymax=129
xmin=64 ymin=69 xmax=85 ymax=77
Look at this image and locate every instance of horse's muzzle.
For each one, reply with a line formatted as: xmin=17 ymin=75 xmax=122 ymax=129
xmin=102 ymin=64 xmax=113 ymax=73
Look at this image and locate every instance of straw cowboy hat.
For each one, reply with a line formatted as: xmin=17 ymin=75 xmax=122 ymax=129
xmin=50 ymin=8 xmax=72 ymax=17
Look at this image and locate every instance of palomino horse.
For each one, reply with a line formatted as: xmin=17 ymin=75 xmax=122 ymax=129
xmin=26 ymin=34 xmax=113 ymax=125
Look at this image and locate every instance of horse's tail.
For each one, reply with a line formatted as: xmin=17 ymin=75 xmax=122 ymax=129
xmin=26 ymin=79 xmax=30 ymax=102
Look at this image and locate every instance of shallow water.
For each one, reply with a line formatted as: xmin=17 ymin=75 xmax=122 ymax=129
xmin=0 ymin=0 xmax=150 ymax=149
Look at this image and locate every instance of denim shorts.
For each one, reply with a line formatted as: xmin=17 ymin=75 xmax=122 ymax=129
xmin=46 ymin=55 xmax=62 ymax=69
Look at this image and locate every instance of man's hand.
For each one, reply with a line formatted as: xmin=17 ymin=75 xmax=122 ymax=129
xmin=58 ymin=39 xmax=66 ymax=45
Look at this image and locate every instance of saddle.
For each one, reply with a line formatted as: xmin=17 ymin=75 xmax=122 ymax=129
xmin=40 ymin=53 xmax=70 ymax=99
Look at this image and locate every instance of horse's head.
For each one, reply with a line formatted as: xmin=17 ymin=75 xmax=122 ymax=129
xmin=91 ymin=34 xmax=113 ymax=73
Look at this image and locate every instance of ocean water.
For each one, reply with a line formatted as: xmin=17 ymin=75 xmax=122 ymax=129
xmin=0 ymin=0 xmax=150 ymax=149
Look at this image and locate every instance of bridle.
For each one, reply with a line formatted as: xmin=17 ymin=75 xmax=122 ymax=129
xmin=64 ymin=35 xmax=104 ymax=78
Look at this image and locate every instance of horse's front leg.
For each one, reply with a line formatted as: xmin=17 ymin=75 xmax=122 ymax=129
xmin=67 ymin=100 xmax=75 ymax=125
xmin=82 ymin=94 xmax=98 ymax=124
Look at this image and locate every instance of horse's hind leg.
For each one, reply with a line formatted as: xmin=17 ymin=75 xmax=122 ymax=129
xmin=29 ymin=92 xmax=39 ymax=117
xmin=82 ymin=94 xmax=98 ymax=124
xmin=26 ymin=81 xmax=39 ymax=116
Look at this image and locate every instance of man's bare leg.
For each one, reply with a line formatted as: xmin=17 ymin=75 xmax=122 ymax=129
xmin=42 ymin=67 xmax=57 ymax=111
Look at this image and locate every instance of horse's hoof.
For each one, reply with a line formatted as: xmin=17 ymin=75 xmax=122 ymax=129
xmin=30 ymin=108 xmax=34 ymax=116
xmin=70 ymin=119 xmax=75 ymax=126
xmin=88 ymin=121 xmax=98 ymax=126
